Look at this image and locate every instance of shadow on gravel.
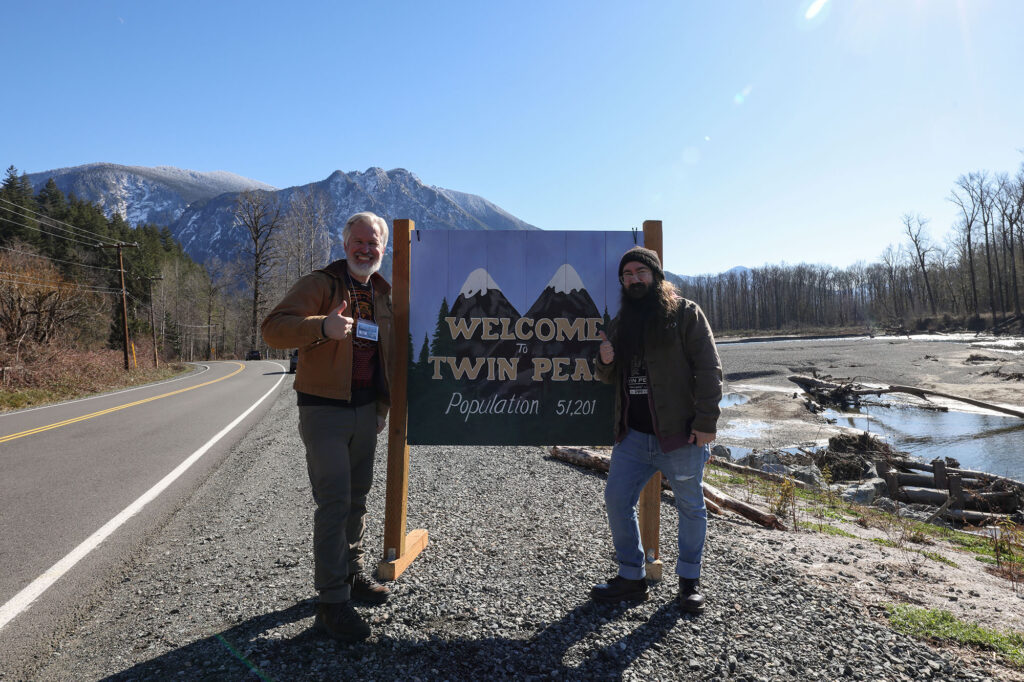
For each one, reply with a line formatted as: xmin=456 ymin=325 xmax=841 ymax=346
xmin=99 ymin=600 xmax=317 ymax=681
xmin=99 ymin=597 xmax=685 ymax=680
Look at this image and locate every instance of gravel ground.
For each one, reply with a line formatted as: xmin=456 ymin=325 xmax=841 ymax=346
xmin=17 ymin=382 xmax=1019 ymax=681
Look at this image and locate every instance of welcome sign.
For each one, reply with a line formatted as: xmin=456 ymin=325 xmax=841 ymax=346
xmin=407 ymin=230 xmax=637 ymax=445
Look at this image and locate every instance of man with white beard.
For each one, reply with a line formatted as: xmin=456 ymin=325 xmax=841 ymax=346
xmin=262 ymin=211 xmax=394 ymax=642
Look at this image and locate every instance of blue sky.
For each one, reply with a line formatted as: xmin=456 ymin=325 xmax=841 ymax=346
xmin=3 ymin=1 xmax=1022 ymax=275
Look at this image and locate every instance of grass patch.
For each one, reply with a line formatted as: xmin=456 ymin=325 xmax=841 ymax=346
xmin=921 ymin=551 xmax=958 ymax=568
xmin=797 ymin=521 xmax=858 ymax=538
xmin=807 ymin=506 xmax=849 ymax=522
xmin=706 ymin=472 xmax=745 ymax=486
xmin=886 ymin=603 xmax=1024 ymax=668
xmin=870 ymin=537 xmax=900 ymax=549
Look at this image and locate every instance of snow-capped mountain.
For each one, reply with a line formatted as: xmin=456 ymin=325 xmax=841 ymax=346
xmin=24 ymin=164 xmax=541 ymax=269
xmin=172 ymin=168 xmax=541 ymax=267
xmin=26 ymin=163 xmax=275 ymax=228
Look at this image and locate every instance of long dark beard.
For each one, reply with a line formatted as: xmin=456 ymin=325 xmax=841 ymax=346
xmin=614 ymin=280 xmax=678 ymax=366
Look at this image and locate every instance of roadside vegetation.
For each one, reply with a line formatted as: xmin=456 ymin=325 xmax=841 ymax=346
xmin=0 ymin=341 xmax=189 ymax=411
xmin=706 ymin=460 xmax=1024 ymax=581
xmin=705 ymin=459 xmax=1024 ymax=668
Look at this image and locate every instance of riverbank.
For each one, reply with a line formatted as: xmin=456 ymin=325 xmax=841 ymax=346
xmin=715 ymin=334 xmax=1024 ymax=477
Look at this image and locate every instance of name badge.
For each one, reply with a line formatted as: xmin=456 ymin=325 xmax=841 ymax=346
xmin=355 ymin=320 xmax=379 ymax=342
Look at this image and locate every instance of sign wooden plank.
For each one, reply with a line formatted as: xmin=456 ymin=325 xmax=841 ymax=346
xmin=379 ymin=219 xmax=428 ymax=580
xmin=638 ymin=220 xmax=664 ymax=580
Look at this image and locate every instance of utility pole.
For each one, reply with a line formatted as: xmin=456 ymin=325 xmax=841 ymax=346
xmin=144 ymin=276 xmax=163 ymax=367
xmin=101 ymin=242 xmax=139 ymax=370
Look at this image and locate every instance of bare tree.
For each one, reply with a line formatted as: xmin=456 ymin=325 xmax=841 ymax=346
xmin=283 ymin=188 xmax=332 ymax=278
xmin=902 ymin=214 xmax=937 ymax=315
xmin=950 ymin=174 xmax=982 ymax=314
xmin=233 ymin=190 xmax=283 ymax=353
xmin=995 ymin=173 xmax=1022 ymax=318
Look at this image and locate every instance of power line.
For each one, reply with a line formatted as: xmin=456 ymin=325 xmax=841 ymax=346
xmin=0 ymin=214 xmax=107 ymax=249
xmin=0 ymin=197 xmax=121 ymax=246
xmin=0 ymin=272 xmax=121 ymax=294
xmin=0 ymin=243 xmax=124 ymax=274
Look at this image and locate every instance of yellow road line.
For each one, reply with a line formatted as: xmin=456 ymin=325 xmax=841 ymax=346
xmin=0 ymin=363 xmax=247 ymax=444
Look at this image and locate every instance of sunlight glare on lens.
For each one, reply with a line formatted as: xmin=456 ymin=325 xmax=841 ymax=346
xmin=805 ymin=0 xmax=829 ymax=20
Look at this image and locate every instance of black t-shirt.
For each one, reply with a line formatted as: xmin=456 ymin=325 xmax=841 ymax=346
xmin=625 ymin=353 xmax=655 ymax=434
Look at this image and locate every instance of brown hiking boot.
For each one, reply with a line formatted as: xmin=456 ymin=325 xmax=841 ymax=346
xmin=348 ymin=572 xmax=390 ymax=605
xmin=313 ymin=601 xmax=370 ymax=642
xmin=590 ymin=575 xmax=648 ymax=604
xmin=678 ymin=578 xmax=706 ymax=614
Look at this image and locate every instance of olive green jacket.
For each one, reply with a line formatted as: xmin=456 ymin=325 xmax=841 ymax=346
xmin=596 ymin=298 xmax=722 ymax=450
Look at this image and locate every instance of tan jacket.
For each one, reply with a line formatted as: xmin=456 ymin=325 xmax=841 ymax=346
xmin=596 ymin=297 xmax=722 ymax=450
xmin=261 ymin=260 xmax=394 ymax=418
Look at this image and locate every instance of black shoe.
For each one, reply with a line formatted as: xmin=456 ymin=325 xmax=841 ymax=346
xmin=313 ymin=601 xmax=371 ymax=642
xmin=678 ymin=578 xmax=705 ymax=614
xmin=348 ymin=572 xmax=390 ymax=605
xmin=591 ymin=575 xmax=648 ymax=603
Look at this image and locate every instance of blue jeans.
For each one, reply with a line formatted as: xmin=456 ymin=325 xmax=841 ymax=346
xmin=605 ymin=429 xmax=710 ymax=580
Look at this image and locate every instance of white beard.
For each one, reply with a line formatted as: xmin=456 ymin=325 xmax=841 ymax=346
xmin=347 ymin=257 xmax=381 ymax=279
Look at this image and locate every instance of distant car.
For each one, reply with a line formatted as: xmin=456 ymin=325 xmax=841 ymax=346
xmin=245 ymin=350 xmax=262 ymax=361
xmin=288 ymin=350 xmax=298 ymax=373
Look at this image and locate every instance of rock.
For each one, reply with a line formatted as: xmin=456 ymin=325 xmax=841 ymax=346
xmin=790 ymin=465 xmax=827 ymax=490
xmin=840 ymin=477 xmax=888 ymax=505
xmin=711 ymin=444 xmax=732 ymax=460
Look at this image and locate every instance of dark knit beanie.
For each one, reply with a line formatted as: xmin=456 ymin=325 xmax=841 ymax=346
xmin=619 ymin=247 xmax=664 ymax=281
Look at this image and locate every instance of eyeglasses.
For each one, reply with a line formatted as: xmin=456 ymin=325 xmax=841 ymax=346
xmin=622 ymin=268 xmax=652 ymax=282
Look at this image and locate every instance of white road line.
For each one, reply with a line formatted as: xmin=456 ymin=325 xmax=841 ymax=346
xmin=0 ymin=364 xmax=211 ymax=419
xmin=0 ymin=371 xmax=286 ymax=633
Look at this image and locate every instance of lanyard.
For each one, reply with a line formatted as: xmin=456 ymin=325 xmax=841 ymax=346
xmin=344 ymin=270 xmax=374 ymax=320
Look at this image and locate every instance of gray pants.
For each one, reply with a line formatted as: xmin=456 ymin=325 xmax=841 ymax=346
xmin=298 ymin=403 xmax=377 ymax=603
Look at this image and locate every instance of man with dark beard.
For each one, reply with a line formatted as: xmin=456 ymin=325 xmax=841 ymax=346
xmin=591 ymin=246 xmax=722 ymax=614
xmin=262 ymin=211 xmax=394 ymax=642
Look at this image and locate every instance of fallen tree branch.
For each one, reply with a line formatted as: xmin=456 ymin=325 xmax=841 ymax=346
xmin=788 ymin=375 xmax=1024 ymax=419
xmin=702 ymin=482 xmax=787 ymax=530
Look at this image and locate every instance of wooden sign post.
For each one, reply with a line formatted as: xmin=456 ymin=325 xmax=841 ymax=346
xmin=377 ymin=218 xmax=429 ymax=581
xmin=638 ymin=219 xmax=663 ymax=581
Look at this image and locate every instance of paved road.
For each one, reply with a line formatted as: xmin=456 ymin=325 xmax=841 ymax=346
xmin=0 ymin=360 xmax=289 ymax=674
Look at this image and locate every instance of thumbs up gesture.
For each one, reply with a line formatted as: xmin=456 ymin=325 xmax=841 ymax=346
xmin=323 ymin=300 xmax=354 ymax=340
xmin=598 ymin=330 xmax=614 ymax=365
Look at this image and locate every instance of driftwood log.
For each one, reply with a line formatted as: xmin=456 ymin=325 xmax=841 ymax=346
xmin=891 ymin=457 xmax=1024 ymax=488
xmin=707 ymin=455 xmax=810 ymax=490
xmin=788 ymin=375 xmax=1024 ymax=419
xmin=548 ymin=446 xmax=784 ymax=529
xmin=702 ymin=481 xmax=787 ymax=530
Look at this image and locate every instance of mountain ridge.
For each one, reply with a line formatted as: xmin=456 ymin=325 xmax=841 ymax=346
xmin=25 ymin=163 xmax=541 ymax=267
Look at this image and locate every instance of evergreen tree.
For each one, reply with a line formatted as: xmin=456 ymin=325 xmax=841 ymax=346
xmin=0 ymin=165 xmax=38 ymax=246
xmin=35 ymin=178 xmax=71 ymax=263
xmin=429 ymin=297 xmax=455 ymax=358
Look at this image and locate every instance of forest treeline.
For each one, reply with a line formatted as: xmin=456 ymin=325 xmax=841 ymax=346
xmin=2 ymin=157 xmax=1022 ymax=381
xmin=0 ymin=164 xmax=330 ymax=380
xmin=675 ymin=164 xmax=1024 ymax=333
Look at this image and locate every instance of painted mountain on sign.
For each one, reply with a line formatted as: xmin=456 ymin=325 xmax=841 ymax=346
xmin=448 ymin=268 xmax=521 ymax=360
xmin=523 ymin=263 xmax=602 ymax=362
